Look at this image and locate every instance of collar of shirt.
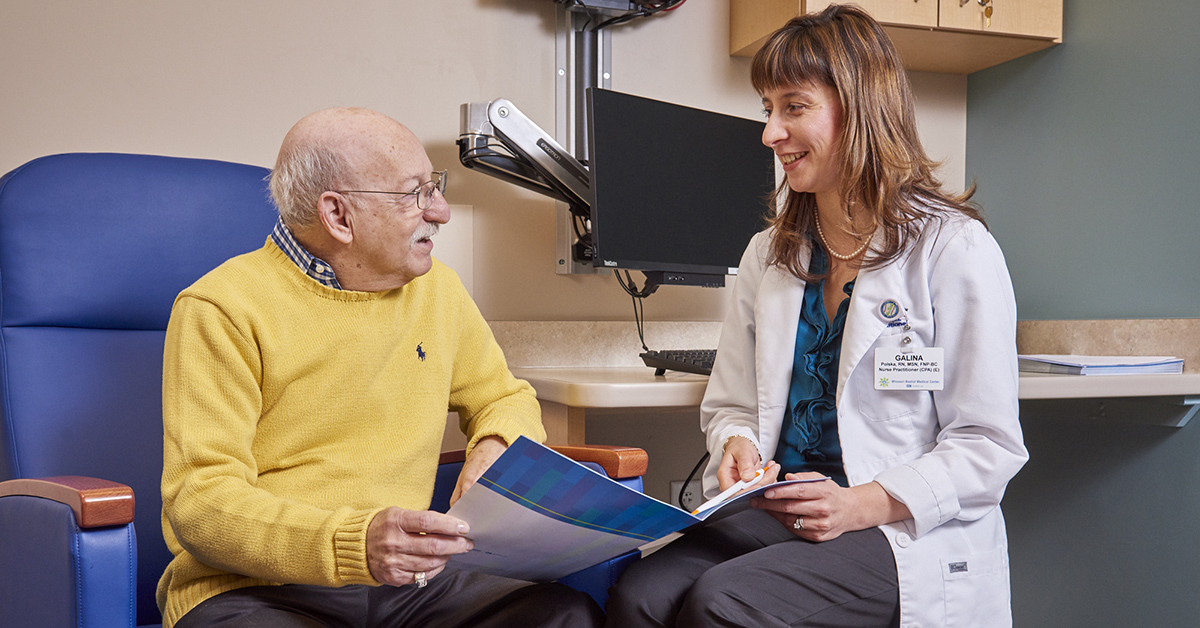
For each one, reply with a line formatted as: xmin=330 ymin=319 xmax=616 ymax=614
xmin=270 ymin=217 xmax=342 ymax=290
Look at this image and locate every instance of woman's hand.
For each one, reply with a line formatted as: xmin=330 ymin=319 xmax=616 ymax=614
xmin=752 ymin=473 xmax=912 ymax=542
xmin=717 ymin=435 xmax=765 ymax=491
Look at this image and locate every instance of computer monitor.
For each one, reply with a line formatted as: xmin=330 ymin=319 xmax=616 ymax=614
xmin=585 ymin=88 xmax=776 ymax=289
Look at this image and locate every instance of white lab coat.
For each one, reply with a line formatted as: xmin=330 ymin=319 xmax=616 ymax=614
xmin=701 ymin=213 xmax=1028 ymax=628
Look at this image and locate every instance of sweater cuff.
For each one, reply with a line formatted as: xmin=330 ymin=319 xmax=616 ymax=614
xmin=333 ymin=508 xmax=385 ymax=586
xmin=465 ymin=407 xmax=546 ymax=455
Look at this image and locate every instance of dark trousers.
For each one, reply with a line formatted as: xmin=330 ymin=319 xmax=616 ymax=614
xmin=174 ymin=567 xmax=602 ymax=628
xmin=605 ymin=509 xmax=900 ymax=628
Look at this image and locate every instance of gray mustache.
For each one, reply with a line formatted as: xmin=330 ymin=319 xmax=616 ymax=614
xmin=412 ymin=223 xmax=439 ymax=242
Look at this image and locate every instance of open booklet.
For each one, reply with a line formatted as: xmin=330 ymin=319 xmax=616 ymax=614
xmin=446 ymin=436 xmax=824 ymax=582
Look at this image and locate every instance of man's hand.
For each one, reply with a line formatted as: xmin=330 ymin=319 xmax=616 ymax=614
xmin=448 ymin=435 xmax=507 ymax=507
xmin=366 ymin=507 xmax=473 ymax=587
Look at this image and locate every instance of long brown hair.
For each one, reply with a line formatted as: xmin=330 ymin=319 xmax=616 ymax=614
xmin=751 ymin=4 xmax=984 ymax=281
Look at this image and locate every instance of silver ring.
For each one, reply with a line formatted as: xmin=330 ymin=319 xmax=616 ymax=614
xmin=414 ymin=571 xmax=428 ymax=588
xmin=793 ymin=517 xmax=805 ymax=531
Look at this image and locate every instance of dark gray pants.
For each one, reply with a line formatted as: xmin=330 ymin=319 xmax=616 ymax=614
xmin=605 ymin=509 xmax=899 ymax=628
xmin=174 ymin=567 xmax=602 ymax=628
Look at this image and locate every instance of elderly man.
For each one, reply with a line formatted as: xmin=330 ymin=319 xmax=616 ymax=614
xmin=158 ymin=108 xmax=602 ymax=628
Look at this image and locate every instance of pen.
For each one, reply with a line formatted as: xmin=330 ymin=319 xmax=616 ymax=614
xmin=691 ymin=468 xmax=765 ymax=515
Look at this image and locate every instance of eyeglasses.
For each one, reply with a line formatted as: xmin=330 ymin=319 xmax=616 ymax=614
xmin=333 ymin=170 xmax=447 ymax=210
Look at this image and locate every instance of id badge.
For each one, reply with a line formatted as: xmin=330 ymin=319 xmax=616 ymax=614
xmin=874 ymin=347 xmax=944 ymax=391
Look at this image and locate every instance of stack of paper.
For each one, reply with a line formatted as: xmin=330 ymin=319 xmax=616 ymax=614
xmin=1018 ymin=354 xmax=1184 ymax=376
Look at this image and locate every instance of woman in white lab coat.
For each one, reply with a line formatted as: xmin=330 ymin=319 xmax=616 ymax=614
xmin=604 ymin=5 xmax=1028 ymax=628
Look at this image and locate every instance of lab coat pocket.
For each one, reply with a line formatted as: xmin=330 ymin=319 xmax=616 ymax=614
xmin=855 ymin=388 xmax=926 ymax=423
xmin=941 ymin=547 xmax=1011 ymax=626
xmin=851 ymin=362 xmax=928 ymax=423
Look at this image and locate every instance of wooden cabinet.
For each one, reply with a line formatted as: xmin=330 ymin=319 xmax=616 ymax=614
xmin=937 ymin=0 xmax=1060 ymax=39
xmin=841 ymin=0 xmax=937 ymax=28
xmin=731 ymin=0 xmax=1063 ymax=74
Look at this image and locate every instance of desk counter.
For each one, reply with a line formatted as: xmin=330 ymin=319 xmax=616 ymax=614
xmin=512 ymin=367 xmax=1200 ymax=444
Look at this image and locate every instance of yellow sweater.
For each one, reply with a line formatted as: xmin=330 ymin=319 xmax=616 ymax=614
xmin=157 ymin=241 xmax=543 ymax=627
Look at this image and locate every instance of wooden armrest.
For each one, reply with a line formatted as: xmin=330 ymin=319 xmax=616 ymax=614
xmin=439 ymin=444 xmax=649 ymax=479
xmin=0 ymin=476 xmax=135 ymax=528
xmin=438 ymin=450 xmax=467 ymax=465
xmin=550 ymin=445 xmax=648 ymax=479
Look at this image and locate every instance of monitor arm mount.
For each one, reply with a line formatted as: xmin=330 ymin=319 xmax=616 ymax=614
xmin=457 ymin=1 xmax=684 ymax=272
xmin=457 ymin=99 xmax=591 ymax=220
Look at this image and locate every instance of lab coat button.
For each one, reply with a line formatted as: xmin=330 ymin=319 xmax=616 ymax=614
xmin=896 ymin=533 xmax=912 ymax=548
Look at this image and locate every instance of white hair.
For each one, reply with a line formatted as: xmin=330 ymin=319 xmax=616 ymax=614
xmin=268 ymin=140 xmax=351 ymax=229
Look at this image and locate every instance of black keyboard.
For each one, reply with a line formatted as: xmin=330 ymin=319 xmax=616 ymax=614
xmin=639 ymin=349 xmax=717 ymax=376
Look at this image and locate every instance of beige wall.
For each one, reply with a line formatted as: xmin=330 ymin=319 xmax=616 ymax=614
xmin=0 ymin=0 xmax=965 ymax=323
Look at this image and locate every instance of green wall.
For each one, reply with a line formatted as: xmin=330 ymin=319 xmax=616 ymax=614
xmin=967 ymin=0 xmax=1200 ymax=320
xmin=968 ymin=2 xmax=1200 ymax=626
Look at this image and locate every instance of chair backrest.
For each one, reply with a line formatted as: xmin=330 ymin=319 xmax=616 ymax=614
xmin=0 ymin=153 xmax=278 ymax=625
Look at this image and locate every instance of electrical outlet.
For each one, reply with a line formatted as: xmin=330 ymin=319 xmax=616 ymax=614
xmin=670 ymin=480 xmax=703 ymax=511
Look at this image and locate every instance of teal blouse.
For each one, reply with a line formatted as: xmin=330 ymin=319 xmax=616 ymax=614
xmin=771 ymin=246 xmax=851 ymax=487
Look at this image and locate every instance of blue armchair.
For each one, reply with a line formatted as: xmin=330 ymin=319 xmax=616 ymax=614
xmin=0 ymin=153 xmax=643 ymax=627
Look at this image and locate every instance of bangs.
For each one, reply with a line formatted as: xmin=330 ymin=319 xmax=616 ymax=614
xmin=750 ymin=19 xmax=835 ymax=94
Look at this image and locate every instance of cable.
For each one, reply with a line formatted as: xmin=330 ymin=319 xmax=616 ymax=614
xmin=631 ymin=277 xmax=647 ymax=351
xmin=460 ymin=152 xmax=526 ymax=172
xmin=635 ymin=0 xmax=686 ymax=11
xmin=678 ymin=450 xmax=710 ymax=509
xmin=613 ymin=270 xmax=650 ymax=351
xmin=459 ymin=141 xmax=519 ymax=160
xmin=592 ymin=0 xmax=687 ymax=31
xmin=460 ymin=144 xmax=590 ymax=217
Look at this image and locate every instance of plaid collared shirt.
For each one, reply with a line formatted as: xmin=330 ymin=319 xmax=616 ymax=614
xmin=269 ymin=217 xmax=342 ymax=290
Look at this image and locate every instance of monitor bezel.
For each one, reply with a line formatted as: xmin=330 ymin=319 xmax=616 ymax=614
xmin=584 ymin=88 xmax=775 ymax=280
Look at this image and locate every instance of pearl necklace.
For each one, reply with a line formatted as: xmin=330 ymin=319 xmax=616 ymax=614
xmin=813 ymin=214 xmax=871 ymax=261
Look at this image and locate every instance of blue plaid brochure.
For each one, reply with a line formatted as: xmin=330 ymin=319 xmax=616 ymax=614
xmin=446 ymin=436 xmax=822 ymax=581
